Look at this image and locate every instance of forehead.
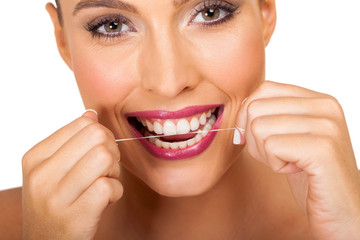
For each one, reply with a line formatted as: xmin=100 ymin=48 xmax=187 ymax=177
xmin=60 ymin=0 xmax=193 ymax=7
xmin=60 ymin=0 xmax=250 ymax=10
xmin=59 ymin=0 xmax=254 ymax=20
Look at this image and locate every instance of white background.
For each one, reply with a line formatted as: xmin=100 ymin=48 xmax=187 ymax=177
xmin=0 ymin=1 xmax=359 ymax=190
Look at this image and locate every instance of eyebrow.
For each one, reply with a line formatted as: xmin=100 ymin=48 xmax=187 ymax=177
xmin=73 ymin=0 xmax=138 ymax=15
xmin=173 ymin=0 xmax=191 ymax=8
xmin=73 ymin=0 xmax=192 ymax=16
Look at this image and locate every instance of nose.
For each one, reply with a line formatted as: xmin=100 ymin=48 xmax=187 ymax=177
xmin=138 ymin=27 xmax=199 ymax=98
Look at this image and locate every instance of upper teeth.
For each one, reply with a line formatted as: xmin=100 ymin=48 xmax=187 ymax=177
xmin=190 ymin=117 xmax=199 ymax=131
xmin=137 ymin=109 xmax=216 ymax=136
xmin=199 ymin=113 xmax=207 ymax=125
xmin=163 ymin=120 xmax=177 ymax=135
xmin=176 ymin=119 xmax=191 ymax=134
xmin=154 ymin=121 xmax=163 ymax=135
xmin=146 ymin=113 xmax=218 ymax=149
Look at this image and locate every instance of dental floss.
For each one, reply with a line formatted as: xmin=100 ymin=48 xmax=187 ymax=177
xmin=115 ymin=127 xmax=244 ymax=142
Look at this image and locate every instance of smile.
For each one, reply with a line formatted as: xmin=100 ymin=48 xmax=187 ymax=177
xmin=126 ymin=105 xmax=224 ymax=160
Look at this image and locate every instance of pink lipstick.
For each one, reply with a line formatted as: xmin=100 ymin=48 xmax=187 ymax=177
xmin=126 ymin=105 xmax=224 ymax=160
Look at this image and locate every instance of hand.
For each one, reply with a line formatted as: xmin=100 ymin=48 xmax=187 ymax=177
xmin=22 ymin=111 xmax=123 ymax=240
xmin=235 ymin=81 xmax=360 ymax=239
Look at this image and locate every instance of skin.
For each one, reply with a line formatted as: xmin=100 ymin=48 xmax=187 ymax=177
xmin=0 ymin=0 xmax=359 ymax=239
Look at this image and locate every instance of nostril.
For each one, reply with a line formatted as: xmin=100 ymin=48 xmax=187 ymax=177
xmin=181 ymin=86 xmax=193 ymax=94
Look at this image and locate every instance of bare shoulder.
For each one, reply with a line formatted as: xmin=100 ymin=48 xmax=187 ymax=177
xmin=0 ymin=187 xmax=22 ymax=240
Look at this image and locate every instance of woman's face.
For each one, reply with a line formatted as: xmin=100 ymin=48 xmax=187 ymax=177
xmin=49 ymin=0 xmax=276 ymax=197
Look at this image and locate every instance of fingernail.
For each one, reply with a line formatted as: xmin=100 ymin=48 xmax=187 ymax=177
xmin=85 ymin=109 xmax=98 ymax=116
xmin=233 ymin=129 xmax=241 ymax=145
xmin=233 ymin=126 xmax=246 ymax=145
xmin=83 ymin=109 xmax=98 ymax=121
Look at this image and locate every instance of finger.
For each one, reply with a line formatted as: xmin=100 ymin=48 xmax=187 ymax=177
xmin=43 ymin=122 xmax=118 ymax=180
xmin=23 ymin=111 xmax=99 ymax=173
xmin=264 ymin=133 xmax=360 ymax=212
xmin=56 ymin=144 xmax=121 ymax=205
xmin=249 ymin=115 xmax=339 ymax=161
xmin=72 ymin=177 xmax=123 ymax=218
xmin=241 ymin=96 xmax=343 ymax=164
xmin=236 ymin=81 xmax=325 ymax=129
xmin=263 ymin=134 xmax=335 ymax=175
xmin=246 ymin=97 xmax=343 ymax=124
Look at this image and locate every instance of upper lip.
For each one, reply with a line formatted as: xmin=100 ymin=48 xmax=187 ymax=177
xmin=126 ymin=104 xmax=222 ymax=119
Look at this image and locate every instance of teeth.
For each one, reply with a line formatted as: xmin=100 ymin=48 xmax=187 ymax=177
xmin=190 ymin=117 xmax=200 ymax=131
xmin=163 ymin=120 xmax=177 ymax=136
xmin=201 ymin=129 xmax=208 ymax=137
xmin=199 ymin=113 xmax=207 ymax=125
xmin=187 ymin=138 xmax=196 ymax=147
xmin=195 ymin=134 xmax=202 ymax=142
xmin=155 ymin=138 xmax=162 ymax=148
xmin=153 ymin=121 xmax=163 ymax=135
xmin=146 ymin=124 xmax=213 ymax=149
xmin=146 ymin=120 xmax=154 ymax=132
xmin=208 ymin=114 xmax=216 ymax=126
xmin=139 ymin=108 xmax=219 ymax=149
xmin=178 ymin=141 xmax=187 ymax=149
xmin=204 ymin=123 xmax=212 ymax=131
xmin=161 ymin=141 xmax=170 ymax=149
xmin=148 ymin=132 xmax=207 ymax=149
xmin=148 ymin=135 xmax=155 ymax=144
xmin=170 ymin=142 xmax=179 ymax=150
xmin=177 ymin=119 xmax=191 ymax=134
xmin=206 ymin=110 xmax=211 ymax=118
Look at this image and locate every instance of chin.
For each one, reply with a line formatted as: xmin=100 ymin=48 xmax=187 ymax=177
xmin=144 ymin=165 xmax=221 ymax=198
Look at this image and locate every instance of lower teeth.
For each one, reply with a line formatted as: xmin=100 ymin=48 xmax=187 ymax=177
xmin=147 ymin=114 xmax=217 ymax=149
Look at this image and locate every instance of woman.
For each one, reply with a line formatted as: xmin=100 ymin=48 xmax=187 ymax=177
xmin=0 ymin=0 xmax=359 ymax=239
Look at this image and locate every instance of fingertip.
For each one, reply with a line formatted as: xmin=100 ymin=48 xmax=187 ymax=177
xmin=110 ymin=180 xmax=124 ymax=205
xmin=233 ymin=126 xmax=246 ymax=145
xmin=82 ymin=109 xmax=98 ymax=121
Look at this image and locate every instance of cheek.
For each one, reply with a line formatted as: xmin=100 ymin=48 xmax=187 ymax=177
xmin=191 ymin=27 xmax=265 ymax=96
xmin=71 ymin=48 xmax=137 ymax=109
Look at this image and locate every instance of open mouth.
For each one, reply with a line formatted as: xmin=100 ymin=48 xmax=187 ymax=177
xmin=126 ymin=105 xmax=224 ymax=160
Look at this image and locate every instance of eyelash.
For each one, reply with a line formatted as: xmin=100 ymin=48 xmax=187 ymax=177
xmin=85 ymin=14 xmax=135 ymax=41
xmin=191 ymin=0 xmax=240 ymax=27
xmin=85 ymin=0 xmax=240 ymax=41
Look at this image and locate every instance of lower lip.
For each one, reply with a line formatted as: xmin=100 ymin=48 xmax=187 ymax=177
xmin=128 ymin=107 xmax=224 ymax=160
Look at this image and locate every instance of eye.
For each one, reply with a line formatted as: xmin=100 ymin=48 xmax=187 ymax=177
xmin=190 ymin=1 xmax=239 ymax=26
xmin=193 ymin=7 xmax=228 ymax=23
xmin=85 ymin=15 xmax=135 ymax=40
xmin=97 ymin=20 xmax=131 ymax=35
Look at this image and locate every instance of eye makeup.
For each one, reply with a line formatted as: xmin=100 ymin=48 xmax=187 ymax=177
xmin=190 ymin=0 xmax=240 ymax=27
xmin=83 ymin=0 xmax=241 ymax=41
xmin=85 ymin=14 xmax=136 ymax=40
